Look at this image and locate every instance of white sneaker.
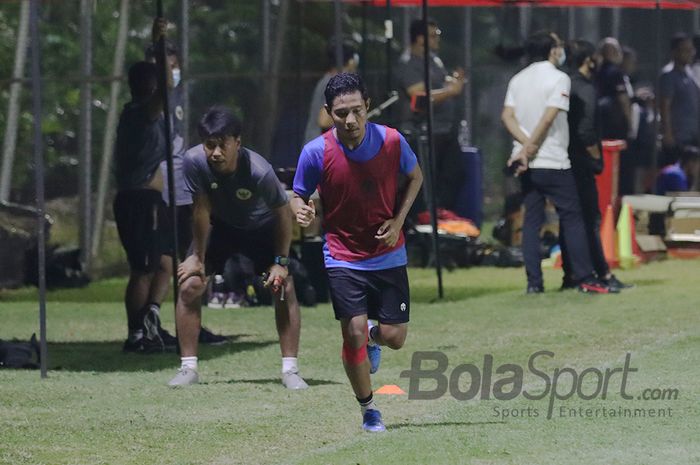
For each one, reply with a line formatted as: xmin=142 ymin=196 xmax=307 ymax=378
xmin=282 ymin=371 xmax=309 ymax=390
xmin=224 ymin=292 xmax=245 ymax=309
xmin=168 ymin=368 xmax=199 ymax=387
xmin=207 ymin=292 xmax=225 ymax=309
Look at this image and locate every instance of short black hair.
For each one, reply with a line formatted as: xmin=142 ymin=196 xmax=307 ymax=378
xmin=326 ymin=39 xmax=357 ymax=67
xmin=567 ymin=39 xmax=596 ymax=69
xmin=198 ymin=106 xmax=243 ymax=140
xmin=144 ymin=40 xmax=179 ymax=61
xmin=670 ymin=33 xmax=690 ymax=51
xmin=409 ymin=18 xmax=438 ymax=44
xmin=127 ymin=61 xmax=158 ymax=99
xmin=526 ymin=30 xmax=557 ymax=62
xmin=324 ymin=72 xmax=368 ymax=108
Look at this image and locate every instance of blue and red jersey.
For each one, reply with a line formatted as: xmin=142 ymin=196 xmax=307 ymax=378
xmin=293 ymin=123 xmax=418 ymax=270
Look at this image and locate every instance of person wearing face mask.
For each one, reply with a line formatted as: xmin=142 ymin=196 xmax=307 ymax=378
xmin=560 ymin=40 xmax=630 ymax=292
xmin=502 ymin=31 xmax=612 ymax=294
xmin=144 ymin=18 xmax=228 ymax=346
xmin=303 ymin=39 xmax=359 ymax=143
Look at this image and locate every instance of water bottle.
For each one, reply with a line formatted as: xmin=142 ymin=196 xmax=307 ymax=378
xmin=457 ymin=119 xmax=470 ymax=152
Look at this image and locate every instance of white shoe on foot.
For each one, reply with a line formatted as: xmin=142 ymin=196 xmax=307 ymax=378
xmin=282 ymin=371 xmax=309 ymax=390
xmin=168 ymin=368 xmax=199 ymax=387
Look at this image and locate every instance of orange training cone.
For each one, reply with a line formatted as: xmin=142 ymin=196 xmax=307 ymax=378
xmin=600 ymin=204 xmax=618 ymax=268
xmin=375 ymin=384 xmax=406 ymax=395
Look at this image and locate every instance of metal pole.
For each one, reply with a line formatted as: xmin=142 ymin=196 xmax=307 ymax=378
xmin=567 ymin=7 xmax=576 ymax=40
xmin=334 ymin=0 xmax=344 ymax=69
xmin=611 ymin=7 xmax=621 ymax=38
xmin=385 ymin=0 xmax=393 ymax=98
xmin=30 ymin=0 xmax=47 ymax=379
xmin=651 ymin=1 xmax=662 ymax=173
xmin=361 ymin=0 xmax=368 ymax=79
xmin=262 ymin=0 xmax=270 ymax=72
xmin=156 ymin=0 xmax=179 ymax=304
xmin=79 ymin=0 xmax=93 ymax=273
xmin=421 ymin=0 xmax=443 ymax=300
xmin=92 ymin=0 xmax=130 ymax=259
xmin=0 ymin=0 xmax=30 ymax=202
xmin=181 ymin=0 xmax=190 ymax=149
xmin=463 ymin=6 xmax=472 ymax=143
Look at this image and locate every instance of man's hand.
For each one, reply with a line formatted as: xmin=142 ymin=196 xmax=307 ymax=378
xmin=507 ymin=144 xmax=534 ymax=177
xmin=177 ymin=255 xmax=205 ymax=286
xmin=294 ymin=199 xmax=316 ymax=228
xmin=445 ymin=68 xmax=466 ymax=97
xmin=152 ymin=17 xmax=168 ymax=43
xmin=375 ymin=218 xmax=403 ymax=247
xmin=264 ymin=264 xmax=289 ymax=295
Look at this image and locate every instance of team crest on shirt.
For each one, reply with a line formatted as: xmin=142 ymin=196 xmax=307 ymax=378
xmin=175 ymin=105 xmax=184 ymax=120
xmin=210 ymin=182 xmax=218 ymax=190
xmin=400 ymin=302 xmax=407 ymax=312
xmin=236 ymin=188 xmax=253 ymax=200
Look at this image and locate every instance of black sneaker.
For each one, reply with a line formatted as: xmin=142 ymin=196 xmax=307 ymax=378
xmin=122 ymin=337 xmax=144 ymax=353
xmin=560 ymin=277 xmax=577 ymax=291
xmin=159 ymin=327 xmax=178 ymax=350
xmin=199 ymin=327 xmax=228 ymax=345
xmin=143 ymin=309 xmax=165 ymax=352
xmin=604 ymin=274 xmax=633 ymax=291
xmin=526 ymin=285 xmax=544 ymax=294
xmin=578 ymin=278 xmax=618 ymax=294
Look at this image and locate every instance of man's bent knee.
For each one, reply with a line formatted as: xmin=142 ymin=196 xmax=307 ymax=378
xmin=179 ymin=276 xmax=206 ymax=304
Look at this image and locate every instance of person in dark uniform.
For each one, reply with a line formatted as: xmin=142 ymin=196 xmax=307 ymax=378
xmin=168 ymin=107 xmax=307 ymax=390
xmin=396 ymin=18 xmax=465 ymax=210
xmin=144 ymin=17 xmax=226 ymax=344
xmin=291 ymin=73 xmax=424 ymax=432
xmin=113 ymin=57 xmax=175 ymax=352
xmin=561 ymin=39 xmax=629 ymax=292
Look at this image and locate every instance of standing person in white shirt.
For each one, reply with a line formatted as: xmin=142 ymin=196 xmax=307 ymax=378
xmin=501 ymin=31 xmax=612 ymax=295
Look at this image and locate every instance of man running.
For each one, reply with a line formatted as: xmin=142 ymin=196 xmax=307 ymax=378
xmin=291 ymin=73 xmax=423 ymax=432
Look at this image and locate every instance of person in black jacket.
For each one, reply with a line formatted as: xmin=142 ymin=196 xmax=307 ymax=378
xmin=561 ymin=40 xmax=630 ymax=292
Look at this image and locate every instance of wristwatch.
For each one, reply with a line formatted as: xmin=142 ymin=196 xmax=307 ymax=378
xmin=274 ymin=255 xmax=290 ymax=266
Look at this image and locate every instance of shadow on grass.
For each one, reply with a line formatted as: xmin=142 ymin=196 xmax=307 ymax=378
xmin=48 ymin=335 xmax=276 ymax=372
xmin=387 ymin=420 xmax=505 ymax=430
xmin=411 ymin=285 xmax=519 ymax=303
xmin=208 ymin=378 xmax=341 ymax=386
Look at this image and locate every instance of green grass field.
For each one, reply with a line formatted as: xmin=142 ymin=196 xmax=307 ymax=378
xmin=1 ymin=259 xmax=699 ymax=465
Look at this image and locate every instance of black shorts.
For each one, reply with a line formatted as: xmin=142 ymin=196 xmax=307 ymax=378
xmin=205 ymin=219 xmax=276 ymax=276
xmin=327 ymin=266 xmax=410 ymax=324
xmin=113 ymin=189 xmax=166 ymax=273
xmin=161 ymin=204 xmax=193 ymax=260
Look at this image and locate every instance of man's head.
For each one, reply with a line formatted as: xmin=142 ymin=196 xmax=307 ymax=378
xmin=324 ymin=72 xmax=370 ymax=148
xmin=198 ymin=106 xmax=243 ymax=175
xmin=526 ymin=31 xmax=564 ymax=65
xmin=409 ymin=18 xmax=440 ymax=52
xmin=326 ymin=39 xmax=359 ymax=72
xmin=671 ymin=33 xmax=695 ymax=67
xmin=567 ymin=39 xmax=596 ymax=76
xmin=680 ymin=146 xmax=700 ymax=180
xmin=128 ymin=61 xmax=158 ymax=101
xmin=599 ymin=37 xmax=623 ymax=65
xmin=145 ymin=41 xmax=181 ymax=86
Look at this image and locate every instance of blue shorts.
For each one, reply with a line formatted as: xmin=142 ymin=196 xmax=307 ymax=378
xmin=327 ymin=266 xmax=410 ymax=324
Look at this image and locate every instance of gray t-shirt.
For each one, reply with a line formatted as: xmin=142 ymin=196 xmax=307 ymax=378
xmin=160 ymin=84 xmax=193 ymax=206
xmin=396 ymin=51 xmax=455 ymax=134
xmin=184 ymin=144 xmax=288 ymax=230
xmin=304 ymin=73 xmax=332 ymax=143
xmin=659 ymin=67 xmax=700 ymax=144
xmin=114 ymin=101 xmax=166 ymax=190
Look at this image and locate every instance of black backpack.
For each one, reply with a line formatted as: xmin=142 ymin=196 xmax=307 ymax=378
xmin=0 ymin=334 xmax=41 ymax=369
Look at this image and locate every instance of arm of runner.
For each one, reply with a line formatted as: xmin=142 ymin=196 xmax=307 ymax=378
xmin=375 ymin=163 xmax=423 ymax=247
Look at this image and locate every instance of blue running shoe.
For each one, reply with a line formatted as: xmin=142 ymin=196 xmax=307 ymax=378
xmin=362 ymin=409 xmax=386 ymax=432
xmin=367 ymin=343 xmax=381 ymax=374
xmin=367 ymin=320 xmax=381 ymax=374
